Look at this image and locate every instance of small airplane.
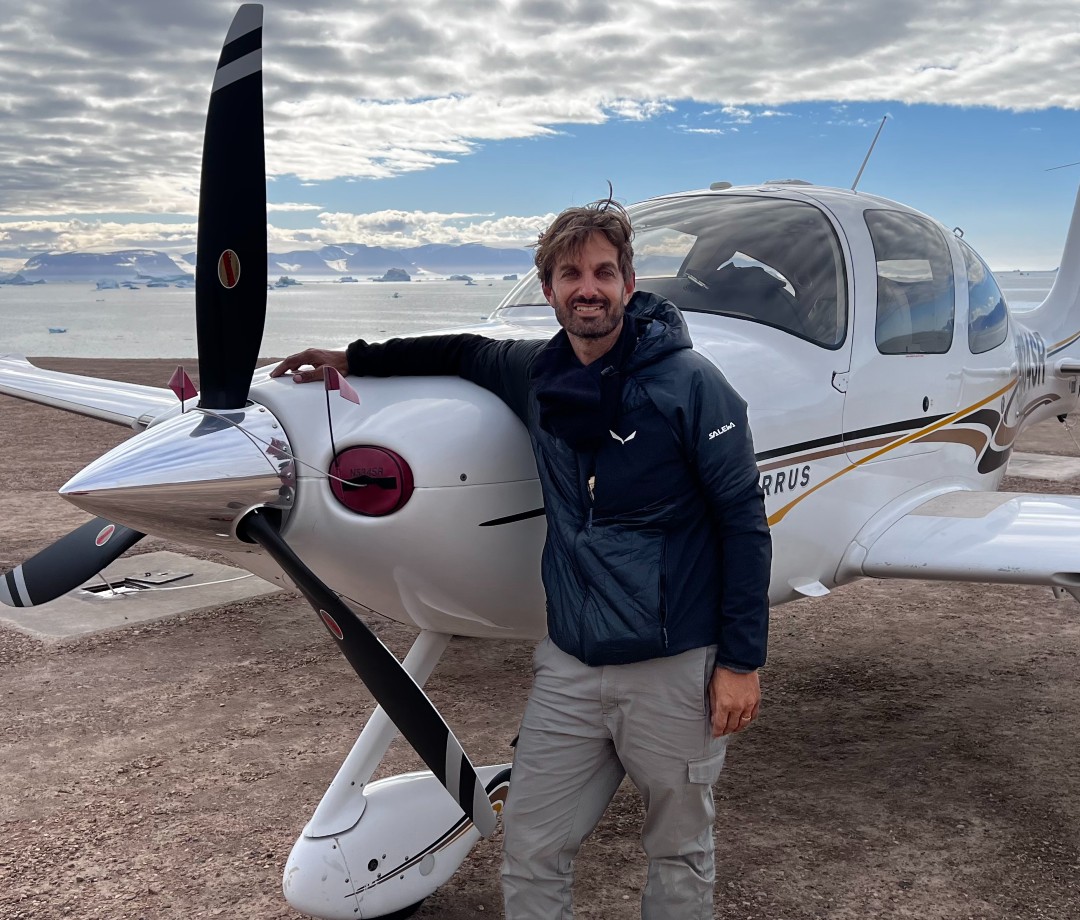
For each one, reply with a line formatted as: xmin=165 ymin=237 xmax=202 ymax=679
xmin=2 ymin=5 xmax=1080 ymax=918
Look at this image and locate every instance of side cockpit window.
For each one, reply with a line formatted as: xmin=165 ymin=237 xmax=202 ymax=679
xmin=497 ymin=195 xmax=848 ymax=349
xmin=960 ymin=239 xmax=1009 ymax=354
xmin=633 ymin=197 xmax=848 ymax=348
xmin=865 ymin=209 xmax=955 ymax=355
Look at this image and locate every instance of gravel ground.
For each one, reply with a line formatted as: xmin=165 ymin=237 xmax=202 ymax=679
xmin=1 ymin=358 xmax=1078 ymax=919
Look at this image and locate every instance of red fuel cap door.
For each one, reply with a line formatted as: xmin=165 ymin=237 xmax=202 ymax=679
xmin=329 ymin=447 xmax=414 ymax=516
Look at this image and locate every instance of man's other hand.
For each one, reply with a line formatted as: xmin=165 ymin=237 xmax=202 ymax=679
xmin=270 ymin=348 xmax=349 ymax=383
xmin=709 ymin=667 xmax=760 ymax=737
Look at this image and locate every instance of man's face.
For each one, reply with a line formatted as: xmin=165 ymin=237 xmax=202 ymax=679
xmin=542 ymin=232 xmax=635 ymax=343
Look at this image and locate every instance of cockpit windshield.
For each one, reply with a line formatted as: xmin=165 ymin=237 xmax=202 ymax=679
xmin=498 ymin=194 xmax=848 ymax=349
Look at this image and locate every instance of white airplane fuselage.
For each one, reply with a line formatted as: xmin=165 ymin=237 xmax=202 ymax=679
xmin=55 ymin=183 xmax=1080 ymax=643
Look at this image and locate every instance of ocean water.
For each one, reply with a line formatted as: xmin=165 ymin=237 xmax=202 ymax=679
xmin=994 ymin=270 xmax=1058 ymax=312
xmin=0 ymin=279 xmax=519 ymax=360
xmin=0 ymin=271 xmax=1057 ymax=360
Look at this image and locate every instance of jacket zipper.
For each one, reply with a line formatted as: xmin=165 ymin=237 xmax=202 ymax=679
xmin=659 ymin=538 xmax=669 ymax=648
xmin=584 ymin=448 xmax=598 ymax=530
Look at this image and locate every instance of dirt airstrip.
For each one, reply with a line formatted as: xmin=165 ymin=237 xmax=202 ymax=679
xmin=1 ymin=358 xmax=1079 ymax=920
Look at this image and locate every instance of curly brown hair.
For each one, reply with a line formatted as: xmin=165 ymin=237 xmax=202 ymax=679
xmin=534 ymin=195 xmax=634 ymax=288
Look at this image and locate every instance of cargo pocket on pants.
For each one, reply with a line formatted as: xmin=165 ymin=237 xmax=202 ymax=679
xmin=687 ymin=743 xmax=728 ymax=785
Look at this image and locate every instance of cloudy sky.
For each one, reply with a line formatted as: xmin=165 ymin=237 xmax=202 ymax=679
xmin=0 ymin=0 xmax=1078 ymax=271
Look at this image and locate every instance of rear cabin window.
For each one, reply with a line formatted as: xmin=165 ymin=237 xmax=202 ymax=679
xmin=960 ymin=239 xmax=1009 ymax=354
xmin=499 ymin=195 xmax=848 ymax=349
xmin=865 ymin=209 xmax=955 ymax=355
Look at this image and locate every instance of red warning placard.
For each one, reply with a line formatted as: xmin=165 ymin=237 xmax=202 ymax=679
xmin=217 ymin=249 xmax=241 ymax=288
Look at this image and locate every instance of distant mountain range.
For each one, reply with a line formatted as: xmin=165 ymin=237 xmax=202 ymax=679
xmin=264 ymin=243 xmax=534 ymax=278
xmin=12 ymin=243 xmax=536 ymax=282
xmin=14 ymin=250 xmax=194 ymax=283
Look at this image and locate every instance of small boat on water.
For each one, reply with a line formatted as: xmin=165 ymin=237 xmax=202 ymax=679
xmin=48 ymin=327 xmax=67 ymax=333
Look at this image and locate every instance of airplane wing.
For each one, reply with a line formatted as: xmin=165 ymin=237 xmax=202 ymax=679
xmin=0 ymin=354 xmax=179 ymax=429
xmin=858 ymin=490 xmax=1080 ymax=594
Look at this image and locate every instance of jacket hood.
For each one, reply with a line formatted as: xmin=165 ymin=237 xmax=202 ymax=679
xmin=625 ymin=291 xmax=693 ymax=372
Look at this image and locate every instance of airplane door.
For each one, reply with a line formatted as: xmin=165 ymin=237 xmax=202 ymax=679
xmin=843 ymin=208 xmax=962 ymax=463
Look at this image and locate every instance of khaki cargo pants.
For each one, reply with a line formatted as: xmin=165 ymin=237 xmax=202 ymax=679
xmin=501 ymin=637 xmax=729 ymax=919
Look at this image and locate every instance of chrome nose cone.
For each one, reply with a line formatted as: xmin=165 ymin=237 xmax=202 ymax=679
xmin=61 ymin=405 xmax=294 ymax=548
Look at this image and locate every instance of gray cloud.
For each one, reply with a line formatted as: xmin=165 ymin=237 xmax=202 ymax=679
xmin=0 ymin=0 xmax=1076 ymax=254
xmin=310 ymin=208 xmax=558 ymax=248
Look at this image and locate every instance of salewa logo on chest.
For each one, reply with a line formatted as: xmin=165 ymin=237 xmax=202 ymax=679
xmin=609 ymin=430 xmax=637 ymax=445
xmin=709 ymin=422 xmax=736 ymax=440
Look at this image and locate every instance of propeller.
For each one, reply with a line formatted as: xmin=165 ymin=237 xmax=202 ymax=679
xmin=5 ymin=3 xmax=496 ymax=835
xmin=1 ymin=518 xmax=143 ymax=607
xmin=239 ymin=511 xmax=498 ymax=838
xmin=202 ymin=7 xmax=495 ymax=834
xmin=194 ymin=3 xmax=267 ymax=410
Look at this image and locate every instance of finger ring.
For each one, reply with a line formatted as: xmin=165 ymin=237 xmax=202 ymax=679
xmin=739 ymin=715 xmax=752 ymax=721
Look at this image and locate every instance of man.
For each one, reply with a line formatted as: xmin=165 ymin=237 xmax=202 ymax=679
xmin=271 ymin=198 xmax=771 ymax=919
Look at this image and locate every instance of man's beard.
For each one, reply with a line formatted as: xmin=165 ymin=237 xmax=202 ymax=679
xmin=556 ymin=296 xmax=624 ymax=339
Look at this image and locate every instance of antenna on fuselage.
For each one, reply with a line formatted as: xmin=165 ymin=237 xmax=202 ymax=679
xmin=851 ymin=115 xmax=889 ymax=192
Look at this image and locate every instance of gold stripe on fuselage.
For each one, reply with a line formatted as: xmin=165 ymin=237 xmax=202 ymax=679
xmin=1051 ymin=329 xmax=1080 ymax=353
xmin=765 ymin=379 xmax=1017 ymax=526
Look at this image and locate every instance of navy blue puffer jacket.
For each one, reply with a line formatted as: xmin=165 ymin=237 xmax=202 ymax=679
xmin=346 ymin=292 xmax=771 ymax=670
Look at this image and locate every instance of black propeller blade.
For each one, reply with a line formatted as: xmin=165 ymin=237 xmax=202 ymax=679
xmin=195 ymin=3 xmax=267 ymax=411
xmin=1 ymin=518 xmax=143 ymax=608
xmin=239 ymin=511 xmax=497 ymax=838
